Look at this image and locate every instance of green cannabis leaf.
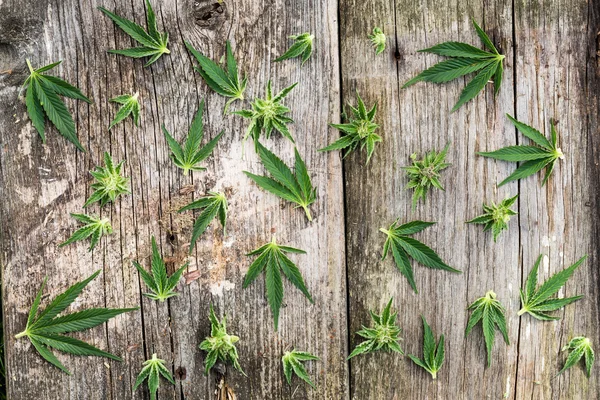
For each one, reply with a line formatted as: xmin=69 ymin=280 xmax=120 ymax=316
xmin=275 ymin=33 xmax=314 ymax=65
xmin=163 ymin=99 xmax=223 ymax=175
xmin=243 ymin=237 xmax=313 ymax=330
xmin=466 ymin=194 xmax=518 ymax=242
xmin=98 ymin=0 xmax=170 ymax=67
xmin=133 ymin=237 xmax=188 ymax=302
xmin=23 ymin=59 xmax=92 ymax=152
xmin=185 ymin=40 xmax=247 ymax=113
xmin=133 ymin=354 xmax=175 ymax=400
xmin=178 ymin=191 xmax=227 ymax=253
xmin=404 ymin=143 xmax=450 ymax=209
xmin=403 ymin=18 xmax=504 ymax=112
xmin=59 ymin=213 xmax=113 ymax=251
xmin=369 ymin=27 xmax=386 ymax=54
xmin=282 ymin=349 xmax=320 ymax=388
xmin=559 ymin=337 xmax=595 ymax=378
xmin=15 ymin=270 xmax=138 ymax=374
xmin=408 ymin=316 xmax=445 ymax=379
xmin=380 ymin=220 xmax=460 ymax=293
xmin=478 ymin=115 xmax=563 ymax=187
xmin=84 ymin=152 xmax=131 ymax=208
xmin=465 ymin=290 xmax=509 ymax=367
xmin=518 ymin=254 xmax=586 ymax=320
xmin=244 ymin=143 xmax=316 ymax=221
xmin=109 ymin=93 xmax=140 ymax=130
xmin=319 ymin=92 xmax=381 ymax=164
xmin=199 ymin=305 xmax=245 ymax=375
xmin=348 ymin=298 xmax=403 ymax=359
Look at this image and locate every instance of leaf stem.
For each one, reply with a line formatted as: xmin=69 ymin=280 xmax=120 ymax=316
xmin=302 ymin=206 xmax=312 ymax=221
xmin=25 ymin=58 xmax=35 ymax=75
xmin=15 ymin=330 xmax=28 ymax=339
xmin=517 ymin=308 xmax=527 ymax=316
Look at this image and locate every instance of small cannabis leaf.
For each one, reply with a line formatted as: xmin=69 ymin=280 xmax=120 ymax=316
xmin=199 ymin=305 xmax=245 ymax=375
xmin=403 ymin=18 xmax=505 ymax=112
xmin=178 ymin=191 xmax=227 ymax=253
xmin=59 ymin=213 xmax=113 ymax=251
xmin=185 ymin=40 xmax=247 ymax=113
xmin=465 ymin=290 xmax=509 ymax=367
xmin=163 ymin=99 xmax=223 ymax=175
xmin=348 ymin=298 xmax=403 ymax=359
xmin=84 ymin=152 xmax=131 ymax=208
xmin=133 ymin=236 xmax=188 ymax=302
xmin=275 ymin=33 xmax=314 ymax=65
xmin=518 ymin=254 xmax=586 ymax=320
xmin=403 ymin=143 xmax=450 ymax=209
xmin=408 ymin=316 xmax=445 ymax=379
xmin=15 ymin=270 xmax=138 ymax=374
xmin=319 ymin=92 xmax=381 ymax=164
xmin=369 ymin=27 xmax=386 ymax=54
xmin=23 ymin=59 xmax=92 ymax=152
xmin=133 ymin=353 xmax=175 ymax=400
xmin=98 ymin=0 xmax=170 ymax=67
xmin=380 ymin=220 xmax=460 ymax=293
xmin=478 ymin=115 xmax=563 ymax=187
xmin=244 ymin=143 xmax=316 ymax=221
xmin=466 ymin=194 xmax=518 ymax=242
xmin=559 ymin=337 xmax=595 ymax=378
xmin=233 ymin=80 xmax=298 ymax=148
xmin=109 ymin=93 xmax=140 ymax=130
xmin=282 ymin=349 xmax=320 ymax=388
xmin=243 ymin=237 xmax=313 ymax=330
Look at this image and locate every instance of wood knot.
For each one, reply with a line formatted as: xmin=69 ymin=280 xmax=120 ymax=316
xmin=193 ymin=1 xmax=226 ymax=28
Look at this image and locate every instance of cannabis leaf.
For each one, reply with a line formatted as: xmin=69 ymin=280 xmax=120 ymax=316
xmin=163 ymin=99 xmax=223 ymax=175
xmin=132 ymin=237 xmax=188 ymax=302
xmin=133 ymin=354 xmax=175 ymax=400
xmin=23 ymin=59 xmax=92 ymax=152
xmin=275 ymin=33 xmax=314 ymax=65
xmin=59 ymin=214 xmax=113 ymax=251
xmin=380 ymin=220 xmax=460 ymax=293
xmin=318 ymin=92 xmax=381 ymax=164
xmin=244 ymin=143 xmax=316 ymax=221
xmin=185 ymin=40 xmax=247 ymax=113
xmin=15 ymin=270 xmax=138 ymax=374
xmin=477 ymin=115 xmax=563 ymax=187
xmin=178 ymin=191 xmax=227 ymax=253
xmin=559 ymin=337 xmax=595 ymax=378
xmin=98 ymin=0 xmax=170 ymax=67
xmin=518 ymin=254 xmax=586 ymax=320
xmin=404 ymin=143 xmax=450 ymax=209
xmin=466 ymin=194 xmax=518 ymax=242
xmin=403 ymin=18 xmax=505 ymax=112
xmin=465 ymin=290 xmax=509 ymax=367
xmin=243 ymin=237 xmax=313 ymax=330
xmin=109 ymin=93 xmax=140 ymax=130
xmin=84 ymin=152 xmax=131 ymax=208
xmin=282 ymin=349 xmax=320 ymax=388
xmin=348 ymin=298 xmax=403 ymax=359
xmin=199 ymin=305 xmax=245 ymax=375
xmin=369 ymin=27 xmax=386 ymax=54
xmin=408 ymin=316 xmax=445 ymax=379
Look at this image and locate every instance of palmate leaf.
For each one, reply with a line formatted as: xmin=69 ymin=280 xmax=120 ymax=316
xmin=178 ymin=191 xmax=228 ymax=253
xmin=518 ymin=254 xmax=586 ymax=320
xmin=559 ymin=337 xmax=595 ymax=378
xmin=403 ymin=143 xmax=451 ymax=209
xmin=380 ymin=219 xmax=460 ymax=293
xmin=199 ymin=305 xmax=245 ymax=375
xmin=109 ymin=93 xmax=140 ymax=130
xmin=133 ymin=354 xmax=175 ymax=400
xmin=15 ymin=270 xmax=138 ymax=374
xmin=369 ymin=27 xmax=386 ymax=54
xmin=59 ymin=213 xmax=113 ymax=251
xmin=408 ymin=316 xmax=445 ymax=379
xmin=282 ymin=349 xmax=320 ymax=388
xmin=84 ymin=152 xmax=131 ymax=207
xmin=275 ymin=33 xmax=314 ymax=65
xmin=466 ymin=194 xmax=518 ymax=242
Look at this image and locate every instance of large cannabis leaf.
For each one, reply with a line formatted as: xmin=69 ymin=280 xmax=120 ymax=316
xmin=243 ymin=237 xmax=313 ymax=330
xmin=282 ymin=349 xmax=320 ymax=388
xmin=465 ymin=290 xmax=509 ymax=367
xmin=23 ymin=59 xmax=92 ymax=152
xmin=133 ymin=354 xmax=175 ymax=400
xmin=59 ymin=213 xmax=113 ymax=251
xmin=369 ymin=28 xmax=386 ymax=54
xmin=466 ymin=194 xmax=518 ymax=242
xmin=518 ymin=254 xmax=586 ymax=320
xmin=559 ymin=337 xmax=595 ymax=378
xmin=178 ymin=191 xmax=228 ymax=253
xmin=380 ymin=220 xmax=460 ymax=293
xmin=403 ymin=143 xmax=450 ymax=209
xmin=84 ymin=152 xmax=131 ymax=208
xmin=133 ymin=237 xmax=188 ymax=302
xmin=15 ymin=270 xmax=138 ymax=374
xmin=199 ymin=305 xmax=245 ymax=375
xmin=478 ymin=115 xmax=563 ymax=187
xmin=403 ymin=18 xmax=504 ymax=112
xmin=98 ymin=0 xmax=170 ymax=67
xmin=109 ymin=93 xmax=140 ymax=130
xmin=244 ymin=143 xmax=316 ymax=221
xmin=408 ymin=316 xmax=445 ymax=379
xmin=163 ymin=99 xmax=223 ymax=175
xmin=275 ymin=33 xmax=315 ymax=65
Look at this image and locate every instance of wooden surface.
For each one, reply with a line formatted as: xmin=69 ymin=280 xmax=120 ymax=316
xmin=0 ymin=0 xmax=597 ymax=399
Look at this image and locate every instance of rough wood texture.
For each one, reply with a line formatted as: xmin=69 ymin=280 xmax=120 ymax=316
xmin=0 ymin=0 xmax=598 ymax=399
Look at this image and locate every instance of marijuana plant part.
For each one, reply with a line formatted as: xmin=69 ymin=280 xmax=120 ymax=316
xmin=59 ymin=214 xmax=113 ymax=251
xmin=275 ymin=33 xmax=315 ymax=65
xmin=282 ymin=349 xmax=320 ymax=388
xmin=369 ymin=27 xmax=386 ymax=54
xmin=466 ymin=194 xmax=518 ymax=242
xmin=408 ymin=316 xmax=445 ymax=379
xmin=109 ymin=93 xmax=140 ymax=130
xmin=84 ymin=152 xmax=131 ymax=208
xmin=199 ymin=305 xmax=244 ymax=375
xmin=133 ymin=354 xmax=175 ymax=400
xmin=178 ymin=191 xmax=228 ymax=253
xmin=559 ymin=337 xmax=595 ymax=378
xmin=404 ymin=143 xmax=450 ymax=209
